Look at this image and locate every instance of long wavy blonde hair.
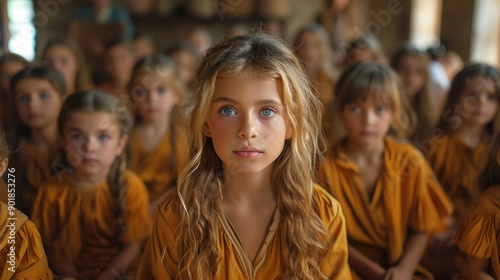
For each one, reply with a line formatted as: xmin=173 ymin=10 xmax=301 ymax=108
xmin=172 ymin=33 xmax=331 ymax=279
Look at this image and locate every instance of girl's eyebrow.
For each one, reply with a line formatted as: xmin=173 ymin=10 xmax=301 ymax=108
xmin=66 ymin=128 xmax=112 ymax=134
xmin=67 ymin=127 xmax=83 ymax=133
xmin=213 ymin=97 xmax=283 ymax=106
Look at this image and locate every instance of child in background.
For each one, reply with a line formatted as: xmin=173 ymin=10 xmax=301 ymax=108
xmin=133 ymin=31 xmax=156 ymax=60
xmin=32 ymin=90 xmax=151 ymax=280
xmin=453 ymin=135 xmax=500 ymax=280
xmin=164 ymin=43 xmax=198 ymax=89
xmin=41 ymin=37 xmax=93 ymax=95
xmin=425 ymin=63 xmax=500 ymax=279
xmin=9 ymin=65 xmax=67 ymax=215
xmin=0 ymin=53 xmax=28 ymax=127
xmin=317 ymin=0 xmax=361 ymax=66
xmin=137 ymin=33 xmax=351 ymax=279
xmin=319 ymin=61 xmax=453 ymax=280
xmin=391 ymin=45 xmax=443 ymax=141
xmin=344 ymin=35 xmax=388 ymax=67
xmin=0 ymin=123 xmax=53 ymax=279
xmin=99 ymin=38 xmax=136 ymax=99
xmin=128 ymin=54 xmax=185 ymax=214
xmin=184 ymin=27 xmax=212 ymax=56
xmin=294 ymin=23 xmax=337 ymax=141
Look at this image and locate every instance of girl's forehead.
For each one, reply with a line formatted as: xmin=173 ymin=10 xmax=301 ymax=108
xmin=464 ymin=76 xmax=496 ymax=92
xmin=133 ymin=69 xmax=174 ymax=86
xmin=15 ymin=77 xmax=55 ymax=89
xmin=65 ymin=111 xmax=120 ymax=130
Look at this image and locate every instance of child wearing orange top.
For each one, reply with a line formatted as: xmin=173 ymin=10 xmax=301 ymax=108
xmin=137 ymin=33 xmax=351 ymax=279
xmin=128 ymin=54 xmax=185 ymax=214
xmin=391 ymin=45 xmax=445 ymax=141
xmin=453 ymin=135 xmax=500 ymax=280
xmin=99 ymin=38 xmax=136 ymax=99
xmin=294 ymin=23 xmax=338 ymax=142
xmin=9 ymin=66 xmax=67 ymax=215
xmin=0 ymin=123 xmax=53 ymax=279
xmin=31 ymin=90 xmax=151 ymax=280
xmin=41 ymin=37 xmax=93 ymax=95
xmin=319 ymin=61 xmax=453 ymax=280
xmin=424 ymin=64 xmax=500 ymax=278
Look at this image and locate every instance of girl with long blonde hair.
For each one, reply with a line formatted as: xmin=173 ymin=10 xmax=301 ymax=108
xmin=137 ymin=33 xmax=351 ymax=279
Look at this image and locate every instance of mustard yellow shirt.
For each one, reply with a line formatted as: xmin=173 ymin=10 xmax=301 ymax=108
xmin=137 ymin=184 xmax=352 ymax=279
xmin=454 ymin=185 xmax=500 ymax=279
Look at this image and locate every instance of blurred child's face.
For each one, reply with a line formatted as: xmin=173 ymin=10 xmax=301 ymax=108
xmin=133 ymin=38 xmax=155 ymax=60
xmin=330 ymin=0 xmax=350 ymax=12
xmin=104 ymin=44 xmax=135 ymax=84
xmin=43 ymin=45 xmax=78 ymax=91
xmin=295 ymin=31 xmax=323 ymax=71
xmin=395 ymin=55 xmax=426 ymax=98
xmin=130 ymin=70 xmax=180 ymax=123
xmin=186 ymin=32 xmax=211 ymax=56
xmin=61 ymin=111 xmax=127 ymax=182
xmin=341 ymin=93 xmax=393 ymax=146
xmin=459 ymin=77 xmax=498 ymax=127
xmin=14 ymin=78 xmax=63 ymax=130
xmin=0 ymin=61 xmax=25 ymax=93
xmin=203 ymin=75 xmax=290 ymax=175
xmin=348 ymin=49 xmax=375 ymax=66
xmin=169 ymin=50 xmax=196 ymax=86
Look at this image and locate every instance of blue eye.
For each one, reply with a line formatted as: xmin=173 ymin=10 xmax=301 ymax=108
xmin=261 ymin=108 xmax=276 ymax=117
xmin=71 ymin=133 xmax=84 ymax=141
xmin=349 ymin=106 xmax=360 ymax=113
xmin=466 ymin=92 xmax=478 ymax=99
xmin=219 ymin=107 xmax=236 ymax=116
xmin=376 ymin=106 xmax=387 ymax=113
xmin=133 ymin=87 xmax=147 ymax=99
xmin=17 ymin=95 xmax=29 ymax=103
xmin=98 ymin=133 xmax=110 ymax=141
xmin=40 ymin=92 xmax=50 ymax=100
xmin=158 ymin=86 xmax=167 ymax=94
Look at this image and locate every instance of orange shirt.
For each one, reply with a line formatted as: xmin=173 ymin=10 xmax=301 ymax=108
xmin=426 ymin=134 xmax=489 ymax=221
xmin=18 ymin=143 xmax=58 ymax=216
xmin=454 ymin=185 xmax=500 ymax=279
xmin=319 ymin=137 xmax=453 ymax=279
xmin=137 ymin=184 xmax=352 ymax=279
xmin=32 ymin=171 xmax=151 ymax=273
xmin=0 ymin=202 xmax=53 ymax=279
xmin=129 ymin=129 xmax=183 ymax=200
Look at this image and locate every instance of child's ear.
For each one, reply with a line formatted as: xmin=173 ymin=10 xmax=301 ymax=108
xmin=0 ymin=158 xmax=8 ymax=177
xmin=116 ymin=135 xmax=129 ymax=155
xmin=202 ymin=123 xmax=212 ymax=137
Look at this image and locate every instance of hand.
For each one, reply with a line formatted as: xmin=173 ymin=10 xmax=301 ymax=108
xmin=429 ymin=228 xmax=456 ymax=256
xmin=383 ymin=266 xmax=413 ymax=280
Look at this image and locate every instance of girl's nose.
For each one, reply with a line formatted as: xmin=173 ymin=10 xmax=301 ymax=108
xmin=237 ymin=115 xmax=257 ymax=139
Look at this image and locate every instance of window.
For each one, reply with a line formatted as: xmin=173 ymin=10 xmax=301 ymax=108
xmin=470 ymin=0 xmax=500 ymax=66
xmin=409 ymin=0 xmax=443 ymax=49
xmin=7 ymin=0 xmax=35 ymax=61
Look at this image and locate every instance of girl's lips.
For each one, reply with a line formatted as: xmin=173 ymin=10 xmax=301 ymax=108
xmin=82 ymin=158 xmax=98 ymax=164
xmin=360 ymin=130 xmax=376 ymax=137
xmin=233 ymin=147 xmax=263 ymax=158
xmin=233 ymin=151 xmax=263 ymax=158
